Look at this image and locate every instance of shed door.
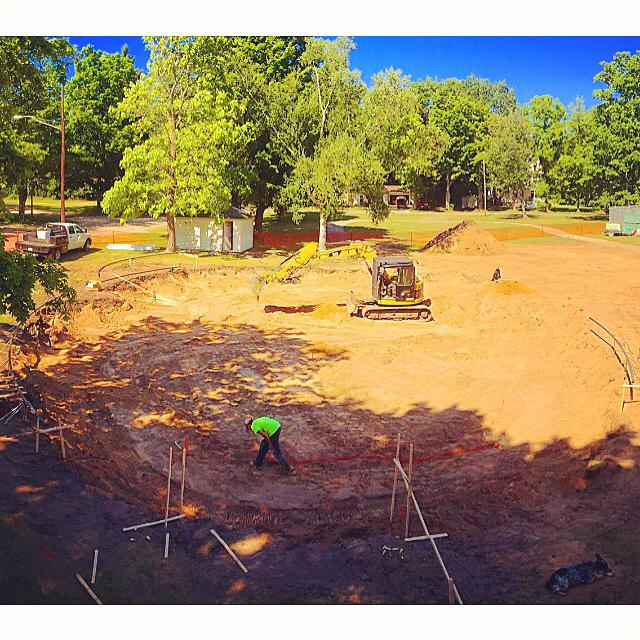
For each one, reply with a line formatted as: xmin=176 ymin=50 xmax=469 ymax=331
xmin=223 ymin=221 xmax=233 ymax=252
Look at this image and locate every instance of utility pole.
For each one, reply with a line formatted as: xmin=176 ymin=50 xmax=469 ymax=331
xmin=60 ymin=82 xmax=66 ymax=223
xmin=482 ymin=160 xmax=487 ymax=214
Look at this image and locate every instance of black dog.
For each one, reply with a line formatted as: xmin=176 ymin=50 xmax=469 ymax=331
xmin=545 ymin=554 xmax=613 ymax=595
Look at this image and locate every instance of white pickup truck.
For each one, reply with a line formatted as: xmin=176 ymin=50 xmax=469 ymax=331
xmin=15 ymin=222 xmax=92 ymax=260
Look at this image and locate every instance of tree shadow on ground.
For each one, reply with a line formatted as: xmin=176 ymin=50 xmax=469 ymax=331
xmin=3 ymin=315 xmax=640 ymax=604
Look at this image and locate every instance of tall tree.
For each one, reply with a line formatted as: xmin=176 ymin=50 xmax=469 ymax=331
xmin=0 ymin=37 xmax=72 ymax=216
xmin=65 ymin=45 xmax=139 ymax=210
xmin=235 ymin=36 xmax=388 ymax=250
xmin=362 ymin=69 xmax=447 ymax=195
xmin=547 ymin=99 xmax=598 ymax=210
xmin=196 ymin=36 xmax=306 ymax=231
xmin=593 ymin=50 xmax=640 ymax=204
xmin=485 ymin=109 xmax=536 ymax=215
xmin=103 ymin=37 xmax=249 ymax=252
xmin=415 ymin=76 xmax=513 ymax=209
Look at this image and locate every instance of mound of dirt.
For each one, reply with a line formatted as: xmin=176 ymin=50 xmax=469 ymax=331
xmin=491 ymin=280 xmax=534 ymax=295
xmin=421 ymin=220 xmax=505 ymax=256
xmin=311 ymin=303 xmax=345 ymax=320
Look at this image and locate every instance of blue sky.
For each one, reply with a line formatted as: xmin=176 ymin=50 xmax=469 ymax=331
xmin=68 ymin=36 xmax=640 ymax=107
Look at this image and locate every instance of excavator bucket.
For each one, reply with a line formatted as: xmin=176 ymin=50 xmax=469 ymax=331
xmin=249 ymin=275 xmax=264 ymax=300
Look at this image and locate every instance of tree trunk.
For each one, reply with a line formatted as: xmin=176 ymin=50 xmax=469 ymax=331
xmin=276 ymin=205 xmax=287 ymax=223
xmin=318 ymin=209 xmax=327 ymax=251
xmin=521 ymin=192 xmax=527 ymax=218
xmin=18 ymin=184 xmax=27 ymax=221
xmin=30 ymin=190 xmax=34 ymax=221
xmin=96 ymin=196 xmax=103 ymax=215
xmin=166 ymin=110 xmax=178 ymax=253
xmin=445 ymin=171 xmax=451 ymax=210
xmin=476 ymin=182 xmax=483 ymax=210
xmin=254 ymin=203 xmax=266 ymax=232
xmin=166 ymin=213 xmax=176 ymax=253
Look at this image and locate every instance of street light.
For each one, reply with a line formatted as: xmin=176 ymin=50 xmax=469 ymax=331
xmin=13 ymin=84 xmax=66 ymax=222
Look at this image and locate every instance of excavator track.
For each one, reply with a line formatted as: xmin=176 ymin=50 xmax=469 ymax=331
xmin=355 ymin=303 xmax=433 ymax=321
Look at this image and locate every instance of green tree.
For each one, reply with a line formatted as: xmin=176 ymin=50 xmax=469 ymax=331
xmin=65 ymin=45 xmax=139 ymax=210
xmin=415 ymin=76 xmax=513 ymax=209
xmin=485 ymin=109 xmax=535 ymax=215
xmin=362 ymin=69 xmax=447 ymax=195
xmin=0 ymin=37 xmax=72 ymax=216
xmin=0 ymin=237 xmax=76 ymax=323
xmin=547 ymin=100 xmax=598 ymax=210
xmin=103 ymin=37 xmax=249 ymax=252
xmin=235 ymin=36 xmax=386 ymax=250
xmin=196 ymin=36 xmax=306 ymax=231
xmin=593 ymin=51 xmax=640 ymax=204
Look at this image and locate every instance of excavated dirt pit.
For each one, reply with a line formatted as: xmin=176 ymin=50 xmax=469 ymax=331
xmin=13 ymin=241 xmax=640 ymax=601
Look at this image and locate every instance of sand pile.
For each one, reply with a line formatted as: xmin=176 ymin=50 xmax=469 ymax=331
xmin=491 ymin=280 xmax=534 ymax=295
xmin=311 ymin=302 xmax=345 ymax=320
xmin=421 ymin=220 xmax=505 ymax=256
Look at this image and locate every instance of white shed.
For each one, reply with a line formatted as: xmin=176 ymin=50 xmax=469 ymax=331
xmin=174 ymin=207 xmax=254 ymax=253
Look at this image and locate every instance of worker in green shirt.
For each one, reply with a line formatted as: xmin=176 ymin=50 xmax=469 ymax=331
xmin=245 ymin=416 xmax=294 ymax=474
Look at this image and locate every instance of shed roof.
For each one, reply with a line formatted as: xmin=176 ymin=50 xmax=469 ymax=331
xmin=177 ymin=206 xmax=251 ymax=222
xmin=222 ymin=206 xmax=250 ymax=220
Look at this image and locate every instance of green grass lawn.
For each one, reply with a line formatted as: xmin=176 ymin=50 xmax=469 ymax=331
xmin=4 ymin=196 xmax=99 ymax=218
xmin=262 ymin=206 xmax=607 ymax=238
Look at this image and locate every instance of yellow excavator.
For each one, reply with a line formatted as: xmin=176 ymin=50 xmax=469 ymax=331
xmin=249 ymin=241 xmax=433 ymax=321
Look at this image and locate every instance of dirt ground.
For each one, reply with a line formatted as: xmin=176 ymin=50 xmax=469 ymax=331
xmin=3 ymin=237 xmax=640 ymax=604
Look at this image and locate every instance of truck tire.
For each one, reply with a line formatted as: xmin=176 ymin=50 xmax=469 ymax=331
xmin=52 ymin=248 xmax=62 ymax=261
xmin=83 ymin=238 xmax=92 ymax=251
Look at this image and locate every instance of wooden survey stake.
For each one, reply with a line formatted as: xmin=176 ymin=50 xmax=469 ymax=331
xmin=35 ymin=416 xmax=40 ymax=454
xmin=404 ymin=443 xmax=414 ymax=539
xmin=389 ymin=433 xmax=401 ymax=523
xmin=91 ymin=550 xmax=98 ymax=585
xmin=164 ymin=446 xmax=173 ymax=528
xmin=180 ymin=441 xmax=187 ymax=511
xmin=164 ymin=532 xmax=170 ymax=559
xmin=76 ymin=573 xmax=103 ymax=605
xmin=448 ymin=578 xmax=456 ymax=604
xmin=58 ymin=418 xmax=66 ymax=460
xmin=210 ymin=528 xmax=248 ymax=573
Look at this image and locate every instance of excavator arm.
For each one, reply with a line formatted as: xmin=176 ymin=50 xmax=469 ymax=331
xmin=249 ymin=241 xmax=377 ymax=299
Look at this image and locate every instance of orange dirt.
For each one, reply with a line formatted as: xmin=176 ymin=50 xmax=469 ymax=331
xmin=421 ymin=220 xmax=506 ymax=255
xmin=14 ymin=239 xmax=640 ymax=602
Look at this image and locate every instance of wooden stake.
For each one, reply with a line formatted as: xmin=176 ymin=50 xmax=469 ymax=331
xmin=91 ymin=549 xmax=98 ymax=585
xmin=210 ymin=528 xmax=248 ymax=573
xmin=75 ymin=573 xmax=103 ymax=605
xmin=180 ymin=443 xmax=187 ymax=511
xmin=404 ymin=443 xmax=414 ymax=539
xmin=122 ymin=514 xmax=186 ymax=532
xmin=389 ymin=433 xmax=400 ymax=523
xmin=404 ymin=533 xmax=448 ymax=542
xmin=393 ymin=458 xmax=463 ymax=604
xmin=164 ymin=446 xmax=173 ymax=528
xmin=58 ymin=418 xmax=66 ymax=460
xmin=448 ymin=578 xmax=455 ymax=604
xmin=164 ymin=532 xmax=170 ymax=559
xmin=35 ymin=416 xmax=40 ymax=454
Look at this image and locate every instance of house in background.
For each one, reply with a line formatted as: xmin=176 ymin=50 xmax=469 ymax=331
xmin=383 ymin=184 xmax=413 ymax=208
xmin=352 ymin=184 xmax=416 ymax=208
xmin=174 ymin=207 xmax=254 ymax=253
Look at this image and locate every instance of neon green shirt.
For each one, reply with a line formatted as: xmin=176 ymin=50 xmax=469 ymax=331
xmin=251 ymin=416 xmax=281 ymax=437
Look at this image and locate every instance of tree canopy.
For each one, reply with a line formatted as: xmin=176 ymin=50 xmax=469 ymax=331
xmin=65 ymin=45 xmax=139 ymax=209
xmin=102 ymin=37 xmax=250 ymax=251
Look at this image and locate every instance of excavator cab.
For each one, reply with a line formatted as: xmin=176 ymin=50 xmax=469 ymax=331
xmin=373 ymin=257 xmax=424 ymax=304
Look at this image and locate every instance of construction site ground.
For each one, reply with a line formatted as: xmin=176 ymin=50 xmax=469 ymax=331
xmin=2 ymin=233 xmax=640 ymax=604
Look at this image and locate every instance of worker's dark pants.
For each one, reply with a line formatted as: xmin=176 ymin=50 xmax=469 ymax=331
xmin=256 ymin=428 xmax=292 ymax=471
